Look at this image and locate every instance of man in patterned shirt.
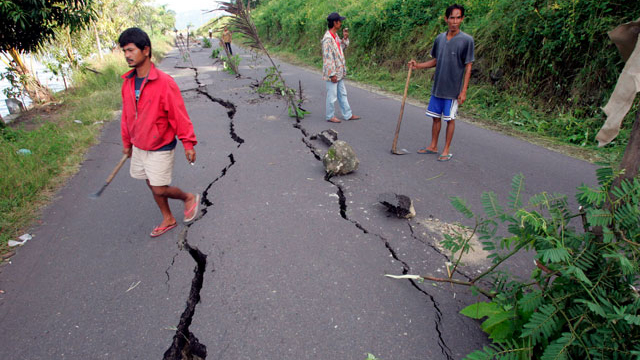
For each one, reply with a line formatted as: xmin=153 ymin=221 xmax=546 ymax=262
xmin=322 ymin=12 xmax=361 ymax=123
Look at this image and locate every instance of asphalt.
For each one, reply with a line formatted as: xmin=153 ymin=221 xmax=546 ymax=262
xmin=0 ymin=42 xmax=597 ymax=360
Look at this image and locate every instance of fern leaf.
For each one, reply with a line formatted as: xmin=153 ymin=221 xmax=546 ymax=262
xmin=575 ymin=299 xmax=606 ymax=317
xmin=451 ymin=196 xmax=474 ymax=219
xmin=482 ymin=191 xmax=504 ymax=218
xmin=624 ymin=314 xmax=640 ymax=326
xmin=586 ymin=208 xmax=613 ymax=227
xmin=518 ymin=290 xmax=544 ymax=314
xmin=521 ymin=304 xmax=562 ymax=345
xmin=540 ymin=332 xmax=573 ymax=360
xmin=540 ymin=248 xmax=570 ymax=264
xmin=508 ymin=173 xmax=525 ymax=210
xmin=464 ymin=340 xmax=532 ymax=360
xmin=565 ymin=266 xmax=593 ymax=286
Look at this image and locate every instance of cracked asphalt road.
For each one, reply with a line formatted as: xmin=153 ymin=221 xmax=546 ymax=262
xmin=0 ymin=43 xmax=596 ymax=360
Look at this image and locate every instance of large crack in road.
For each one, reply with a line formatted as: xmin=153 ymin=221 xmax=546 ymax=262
xmin=172 ymin=55 xmax=455 ymax=358
xmin=294 ymin=105 xmax=455 ymax=360
xmin=163 ymin=62 xmax=243 ymax=359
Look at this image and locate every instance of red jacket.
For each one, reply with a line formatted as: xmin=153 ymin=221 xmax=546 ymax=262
xmin=121 ymin=63 xmax=197 ymax=151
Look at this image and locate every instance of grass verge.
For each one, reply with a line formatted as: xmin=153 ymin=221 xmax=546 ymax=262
xmin=0 ymin=36 xmax=173 ymax=258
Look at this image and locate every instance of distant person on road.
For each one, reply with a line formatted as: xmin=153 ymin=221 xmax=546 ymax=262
xmin=409 ymin=4 xmax=474 ymax=162
xmin=118 ymin=27 xmax=200 ymax=238
xmin=322 ymin=12 xmax=360 ymax=123
xmin=222 ymin=26 xmax=233 ymax=55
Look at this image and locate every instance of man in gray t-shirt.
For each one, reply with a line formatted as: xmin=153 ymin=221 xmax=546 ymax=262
xmin=409 ymin=4 xmax=474 ymax=162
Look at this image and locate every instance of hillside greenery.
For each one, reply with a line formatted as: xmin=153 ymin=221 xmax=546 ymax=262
xmin=251 ymin=0 xmax=640 ymax=156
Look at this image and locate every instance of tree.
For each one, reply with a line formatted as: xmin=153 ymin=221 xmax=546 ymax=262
xmin=0 ymin=0 xmax=95 ymax=102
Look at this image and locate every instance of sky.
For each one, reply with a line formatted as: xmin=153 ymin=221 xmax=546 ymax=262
xmin=155 ymin=0 xmax=224 ymax=30
xmin=159 ymin=0 xmax=220 ymax=13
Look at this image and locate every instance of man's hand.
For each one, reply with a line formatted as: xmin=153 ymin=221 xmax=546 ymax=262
xmin=123 ymin=147 xmax=132 ymax=158
xmin=330 ymin=75 xmax=338 ymax=83
xmin=458 ymin=91 xmax=467 ymax=105
xmin=343 ymin=28 xmax=349 ymax=39
xmin=185 ymin=149 xmax=196 ymax=164
xmin=408 ymin=59 xmax=416 ymax=69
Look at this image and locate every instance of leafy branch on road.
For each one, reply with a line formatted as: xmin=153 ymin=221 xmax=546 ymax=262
xmin=218 ymin=1 xmax=307 ymax=120
xmin=387 ymin=170 xmax=640 ymax=359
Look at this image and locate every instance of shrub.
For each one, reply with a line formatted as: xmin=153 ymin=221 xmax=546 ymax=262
xmin=442 ymin=170 xmax=640 ymax=359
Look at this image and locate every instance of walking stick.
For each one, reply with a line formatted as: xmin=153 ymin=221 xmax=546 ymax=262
xmin=391 ymin=66 xmax=412 ymax=155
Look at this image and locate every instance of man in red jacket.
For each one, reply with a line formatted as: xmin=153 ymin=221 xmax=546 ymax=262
xmin=118 ymin=27 xmax=200 ymax=238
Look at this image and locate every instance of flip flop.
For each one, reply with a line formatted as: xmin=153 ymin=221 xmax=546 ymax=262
xmin=150 ymin=223 xmax=177 ymax=237
xmin=327 ymin=117 xmax=342 ymax=123
xmin=346 ymin=115 xmax=361 ymax=120
xmin=438 ymin=154 xmax=453 ymax=162
xmin=184 ymin=193 xmax=201 ymax=223
xmin=417 ymin=147 xmax=438 ymax=154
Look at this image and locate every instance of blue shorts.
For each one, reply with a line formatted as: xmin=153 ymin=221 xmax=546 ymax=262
xmin=425 ymin=95 xmax=458 ymax=121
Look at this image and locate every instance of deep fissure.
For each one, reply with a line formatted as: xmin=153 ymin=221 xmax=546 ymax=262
xmin=162 ymin=62 xmax=244 ymax=359
xmin=293 ymin=106 xmax=453 ymax=359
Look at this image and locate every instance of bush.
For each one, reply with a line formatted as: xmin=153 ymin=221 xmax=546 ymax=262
xmin=442 ymin=170 xmax=640 ymax=359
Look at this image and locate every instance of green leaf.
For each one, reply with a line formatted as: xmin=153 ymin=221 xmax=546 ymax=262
xmin=518 ymin=290 xmax=544 ymax=314
xmin=624 ymin=314 xmax=640 ymax=326
xmin=540 ymin=332 xmax=573 ymax=360
xmin=565 ymin=266 xmax=592 ymax=286
xmin=451 ymin=196 xmax=474 ymax=219
xmin=575 ymin=299 xmax=606 ymax=317
xmin=508 ymin=173 xmax=525 ymax=210
xmin=481 ymin=191 xmax=504 ymax=218
xmin=521 ymin=304 xmax=562 ymax=345
xmin=586 ymin=208 xmax=613 ymax=227
xmin=460 ymin=302 xmax=501 ymax=319
xmin=540 ymin=248 xmax=570 ymax=263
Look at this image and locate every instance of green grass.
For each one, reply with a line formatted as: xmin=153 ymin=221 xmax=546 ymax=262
xmin=0 ymin=36 xmax=175 ymax=255
xmin=0 ymin=53 xmax=128 ymax=254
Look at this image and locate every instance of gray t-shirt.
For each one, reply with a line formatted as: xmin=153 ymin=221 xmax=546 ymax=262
xmin=430 ymin=31 xmax=475 ymax=99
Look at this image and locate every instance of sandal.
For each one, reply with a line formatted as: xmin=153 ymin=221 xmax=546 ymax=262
xmin=184 ymin=193 xmax=201 ymax=223
xmin=150 ymin=223 xmax=177 ymax=237
xmin=437 ymin=154 xmax=453 ymax=162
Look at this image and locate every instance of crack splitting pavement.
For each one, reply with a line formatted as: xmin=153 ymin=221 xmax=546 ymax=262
xmin=294 ymin=106 xmax=455 ymax=360
xmin=163 ymin=62 xmax=244 ymax=359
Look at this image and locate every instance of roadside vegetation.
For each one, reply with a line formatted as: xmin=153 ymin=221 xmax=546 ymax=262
xmin=251 ymin=0 xmax=640 ymax=160
xmin=1 ymin=0 xmax=175 ymax=255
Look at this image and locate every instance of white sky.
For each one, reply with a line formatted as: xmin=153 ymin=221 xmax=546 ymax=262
xmin=157 ymin=0 xmax=221 ymax=13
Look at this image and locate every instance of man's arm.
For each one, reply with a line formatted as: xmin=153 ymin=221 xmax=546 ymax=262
xmin=120 ymin=85 xmax=133 ymax=157
xmin=408 ymin=58 xmax=437 ymax=70
xmin=458 ymin=62 xmax=473 ymax=105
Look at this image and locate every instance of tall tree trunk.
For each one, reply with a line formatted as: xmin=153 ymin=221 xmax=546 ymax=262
xmin=8 ymin=48 xmax=53 ymax=104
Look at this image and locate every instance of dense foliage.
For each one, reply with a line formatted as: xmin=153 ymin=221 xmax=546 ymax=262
xmin=0 ymin=0 xmax=95 ymax=52
xmin=445 ymin=170 xmax=640 ymax=359
xmin=254 ymin=0 xmax=638 ymax=108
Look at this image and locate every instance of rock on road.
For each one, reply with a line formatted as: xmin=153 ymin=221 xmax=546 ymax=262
xmin=0 ymin=43 xmax=596 ymax=360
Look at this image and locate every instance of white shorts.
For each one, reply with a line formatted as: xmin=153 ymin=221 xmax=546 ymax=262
xmin=130 ymin=146 xmax=175 ymax=186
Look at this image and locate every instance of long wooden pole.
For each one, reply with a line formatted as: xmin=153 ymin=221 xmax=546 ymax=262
xmin=391 ymin=66 xmax=412 ymax=154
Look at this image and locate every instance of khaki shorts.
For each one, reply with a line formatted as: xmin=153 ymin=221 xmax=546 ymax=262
xmin=130 ymin=146 xmax=175 ymax=186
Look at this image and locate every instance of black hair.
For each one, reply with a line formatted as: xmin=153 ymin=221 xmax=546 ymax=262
xmin=118 ymin=27 xmax=152 ymax=59
xmin=328 ymin=19 xmax=336 ymax=29
xmin=445 ymin=4 xmax=465 ymax=18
